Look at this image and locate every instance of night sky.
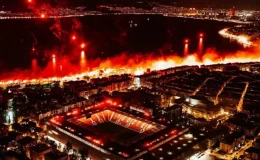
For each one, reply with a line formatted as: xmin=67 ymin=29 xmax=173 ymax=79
xmin=0 ymin=0 xmax=260 ymax=10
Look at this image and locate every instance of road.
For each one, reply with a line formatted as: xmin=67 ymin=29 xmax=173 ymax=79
xmin=210 ymin=140 xmax=253 ymax=160
xmin=189 ymin=149 xmax=216 ymax=160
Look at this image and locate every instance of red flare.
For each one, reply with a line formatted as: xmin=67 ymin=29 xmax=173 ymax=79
xmin=41 ymin=14 xmax=46 ymax=18
xmin=81 ymin=51 xmax=85 ymax=58
xmin=81 ymin=43 xmax=86 ymax=49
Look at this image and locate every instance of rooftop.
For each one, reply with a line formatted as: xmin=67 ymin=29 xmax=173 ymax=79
xmin=221 ymin=131 xmax=244 ymax=145
xmin=44 ymin=150 xmax=67 ymax=159
xmin=17 ymin=136 xmax=36 ymax=146
xmin=30 ymin=143 xmax=51 ymax=153
xmin=245 ymin=147 xmax=260 ymax=154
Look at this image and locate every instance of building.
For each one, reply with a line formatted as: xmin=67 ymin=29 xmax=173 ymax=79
xmin=157 ymin=105 xmax=182 ymax=122
xmin=223 ymin=65 xmax=239 ymax=72
xmin=253 ymin=138 xmax=260 ymax=148
xmin=30 ymin=143 xmax=51 ymax=160
xmin=183 ymin=96 xmax=225 ymax=121
xmin=145 ymin=88 xmax=175 ymax=107
xmin=220 ymin=131 xmax=245 ymax=154
xmin=134 ymin=71 xmax=160 ymax=87
xmin=207 ymin=127 xmax=229 ymax=149
xmin=112 ymin=90 xmax=161 ymax=115
xmin=187 ymin=115 xmax=208 ymax=126
xmin=2 ymin=150 xmax=26 ymax=160
xmin=244 ymin=147 xmax=260 ymax=160
xmin=250 ymin=64 xmax=260 ymax=73
xmin=0 ymin=124 xmax=8 ymax=137
xmin=225 ymin=113 xmax=258 ymax=138
xmin=17 ymin=136 xmax=37 ymax=158
xmin=44 ymin=150 xmax=68 ymax=160
xmin=64 ymin=81 xmax=99 ymax=99
xmin=103 ymin=78 xmax=132 ymax=93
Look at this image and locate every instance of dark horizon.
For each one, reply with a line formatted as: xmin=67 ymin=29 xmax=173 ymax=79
xmin=1 ymin=0 xmax=260 ymax=11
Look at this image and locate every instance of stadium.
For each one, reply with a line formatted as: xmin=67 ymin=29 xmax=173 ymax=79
xmin=46 ymin=101 xmax=186 ymax=160
xmin=68 ymin=109 xmax=165 ymax=146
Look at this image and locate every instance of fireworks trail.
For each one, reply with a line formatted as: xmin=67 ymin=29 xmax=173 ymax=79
xmin=50 ymin=19 xmax=63 ymax=42
xmin=29 ymin=32 xmax=38 ymax=51
xmin=29 ymin=32 xmax=38 ymax=45
xmin=72 ymin=18 xmax=82 ymax=31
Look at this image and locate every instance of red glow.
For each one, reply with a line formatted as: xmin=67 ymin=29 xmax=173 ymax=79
xmin=72 ymin=35 xmax=76 ymax=40
xmin=80 ymin=51 xmax=86 ymax=71
xmin=27 ymin=0 xmax=32 ymax=3
xmin=85 ymin=136 xmax=92 ymax=140
xmin=170 ymin=130 xmax=177 ymax=134
xmin=52 ymin=57 xmax=56 ymax=64
xmin=184 ymin=44 xmax=189 ymax=56
xmin=198 ymin=37 xmax=204 ymax=55
xmin=1 ymin=39 xmax=260 ymax=85
xmin=81 ymin=51 xmax=85 ymax=58
xmin=184 ymin=39 xmax=189 ymax=44
xmin=32 ymin=48 xmax=35 ymax=52
xmin=79 ymin=109 xmax=156 ymax=133
xmin=199 ymin=33 xmax=204 ymax=38
xmin=72 ymin=109 xmax=80 ymax=115
xmin=52 ymin=54 xmax=56 ymax=74
xmin=41 ymin=14 xmax=46 ymax=18
xmin=81 ymin=43 xmax=86 ymax=49
xmin=94 ymin=139 xmax=101 ymax=144
xmin=144 ymin=143 xmax=150 ymax=147
xmin=50 ymin=118 xmax=55 ymax=123
xmin=31 ymin=59 xmax=37 ymax=73
xmin=52 ymin=54 xmax=56 ymax=64
xmin=144 ymin=112 xmax=150 ymax=117
xmin=49 ymin=116 xmax=63 ymax=126
xmin=121 ymin=152 xmax=129 ymax=157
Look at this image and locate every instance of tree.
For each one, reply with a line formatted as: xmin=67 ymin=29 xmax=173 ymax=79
xmin=28 ymin=121 xmax=36 ymax=129
xmin=49 ymin=140 xmax=57 ymax=150
xmin=79 ymin=148 xmax=89 ymax=160
xmin=12 ymin=122 xmax=21 ymax=131
xmin=66 ymin=141 xmax=72 ymax=153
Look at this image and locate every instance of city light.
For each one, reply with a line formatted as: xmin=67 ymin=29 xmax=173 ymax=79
xmin=1 ymin=3 xmax=260 ymax=160
xmin=184 ymin=133 xmax=193 ymax=139
xmin=219 ymin=28 xmax=253 ymax=47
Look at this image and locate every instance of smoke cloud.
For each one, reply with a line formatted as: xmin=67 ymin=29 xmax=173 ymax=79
xmin=0 ymin=40 xmax=259 ymax=82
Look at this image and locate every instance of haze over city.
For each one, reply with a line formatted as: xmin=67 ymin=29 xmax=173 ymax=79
xmin=0 ymin=0 xmax=259 ymax=160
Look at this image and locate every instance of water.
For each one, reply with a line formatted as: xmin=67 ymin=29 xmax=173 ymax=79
xmin=0 ymin=15 xmax=241 ymax=71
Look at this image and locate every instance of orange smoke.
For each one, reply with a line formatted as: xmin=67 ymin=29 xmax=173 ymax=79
xmin=0 ymin=41 xmax=259 ymax=85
